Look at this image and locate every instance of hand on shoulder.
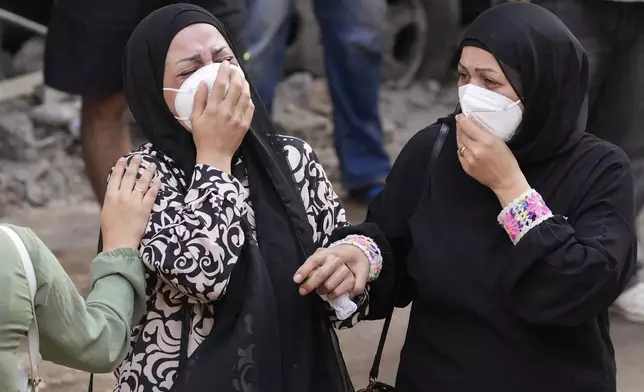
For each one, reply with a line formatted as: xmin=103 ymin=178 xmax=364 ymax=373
xmin=101 ymin=155 xmax=161 ymax=252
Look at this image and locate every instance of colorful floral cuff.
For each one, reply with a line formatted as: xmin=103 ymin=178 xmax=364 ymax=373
xmin=497 ymin=189 xmax=554 ymax=245
xmin=330 ymin=234 xmax=382 ymax=282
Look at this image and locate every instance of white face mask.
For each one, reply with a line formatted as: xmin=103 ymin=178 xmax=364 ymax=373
xmin=458 ymin=84 xmax=523 ymax=142
xmin=163 ymin=62 xmax=245 ymax=129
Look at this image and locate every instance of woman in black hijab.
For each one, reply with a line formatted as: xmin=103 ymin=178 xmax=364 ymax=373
xmin=110 ymin=4 xmax=387 ymax=392
xmin=348 ymin=3 xmax=637 ymax=391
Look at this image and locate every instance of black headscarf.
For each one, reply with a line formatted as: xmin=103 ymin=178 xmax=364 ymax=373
xmin=460 ymin=2 xmax=589 ymax=164
xmin=120 ymin=4 xmax=353 ymax=392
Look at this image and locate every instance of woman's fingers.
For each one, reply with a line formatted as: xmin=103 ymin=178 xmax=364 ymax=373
xmin=235 ymin=79 xmax=252 ymax=117
xmin=456 ymin=118 xmax=476 ymax=147
xmin=143 ymin=179 xmax=161 ymax=208
xmin=133 ymin=163 xmax=157 ymax=198
xmin=347 ymin=262 xmax=368 ymax=297
xmin=106 ymin=158 xmax=126 ymax=195
xmin=241 ymin=96 xmax=255 ymax=130
xmin=295 ymin=249 xmax=359 ymax=299
xmin=457 ymin=124 xmax=475 ymax=160
xmin=294 ymin=253 xmax=325 ymax=284
xmin=456 ymin=114 xmax=487 ymax=141
xmin=121 ymin=155 xmax=142 ymax=192
xmin=298 ymin=254 xmax=343 ymax=295
xmin=190 ymin=81 xmax=208 ymax=122
xmin=327 ymin=268 xmax=356 ymax=301
xmin=317 ymin=264 xmax=351 ymax=296
xmin=221 ymin=65 xmax=244 ymax=112
xmin=210 ymin=60 xmax=230 ymax=103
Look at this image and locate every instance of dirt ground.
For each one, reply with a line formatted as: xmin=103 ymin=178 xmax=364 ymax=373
xmin=6 ymin=202 xmax=644 ymax=392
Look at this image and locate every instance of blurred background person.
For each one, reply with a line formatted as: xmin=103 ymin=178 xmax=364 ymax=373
xmin=43 ymin=0 xmax=247 ymax=205
xmin=495 ymin=0 xmax=644 ymax=323
xmin=245 ymin=0 xmax=391 ymax=203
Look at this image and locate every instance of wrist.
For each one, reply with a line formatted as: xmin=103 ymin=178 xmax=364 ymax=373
xmin=196 ymin=151 xmax=232 ymax=173
xmin=493 ymin=176 xmax=531 ymax=208
xmin=102 ymin=242 xmax=138 ymax=253
xmin=330 ymin=236 xmax=382 ymax=282
xmin=100 ymin=227 xmax=139 ymax=253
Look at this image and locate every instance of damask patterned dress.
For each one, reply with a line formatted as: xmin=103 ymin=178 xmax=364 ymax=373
xmin=113 ymin=136 xmax=377 ymax=392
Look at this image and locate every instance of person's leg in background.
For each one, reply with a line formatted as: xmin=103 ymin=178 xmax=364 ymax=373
xmin=244 ymin=0 xmax=294 ymax=110
xmin=79 ymin=94 xmax=130 ymax=206
xmin=313 ymin=0 xmax=391 ymax=200
xmin=44 ymin=0 xmax=137 ymax=205
xmin=536 ymin=0 xmax=644 ymax=322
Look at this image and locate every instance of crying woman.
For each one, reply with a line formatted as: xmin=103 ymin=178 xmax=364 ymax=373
xmin=109 ymin=4 xmax=389 ymax=392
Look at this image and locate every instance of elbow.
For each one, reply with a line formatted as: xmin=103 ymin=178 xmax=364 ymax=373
xmin=73 ymin=347 xmax=127 ymax=374
xmin=505 ymin=248 xmax=634 ymax=327
xmin=85 ymin=359 xmax=121 ymax=374
xmin=509 ymin=281 xmax=623 ymax=327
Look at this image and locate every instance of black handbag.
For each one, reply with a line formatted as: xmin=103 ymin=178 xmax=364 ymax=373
xmin=358 ymin=122 xmax=449 ymax=392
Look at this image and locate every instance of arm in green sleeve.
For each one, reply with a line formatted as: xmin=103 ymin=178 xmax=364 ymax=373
xmin=14 ymin=226 xmax=146 ymax=374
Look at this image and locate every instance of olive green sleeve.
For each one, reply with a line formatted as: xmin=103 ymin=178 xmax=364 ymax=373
xmin=14 ymin=226 xmax=146 ymax=374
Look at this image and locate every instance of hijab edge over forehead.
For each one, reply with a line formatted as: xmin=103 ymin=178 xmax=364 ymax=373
xmin=123 ymin=4 xmax=236 ymax=177
xmin=458 ymin=2 xmax=589 ymax=164
xmin=459 ymin=38 xmax=524 ymax=101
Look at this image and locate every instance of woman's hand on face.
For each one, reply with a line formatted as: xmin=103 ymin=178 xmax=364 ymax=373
xmin=294 ymin=245 xmax=370 ymax=300
xmin=101 ymin=156 xmax=161 ymax=252
xmin=456 ymin=114 xmax=531 ymax=207
xmin=190 ymin=60 xmax=255 ymax=173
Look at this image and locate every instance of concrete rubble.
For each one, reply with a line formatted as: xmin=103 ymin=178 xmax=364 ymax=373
xmin=0 ymin=37 xmax=456 ymax=216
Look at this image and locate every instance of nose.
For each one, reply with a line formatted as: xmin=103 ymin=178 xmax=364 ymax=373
xmin=198 ymin=49 xmax=215 ymax=66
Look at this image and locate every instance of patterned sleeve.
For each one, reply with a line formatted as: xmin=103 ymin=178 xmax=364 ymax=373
xmin=123 ymin=151 xmax=246 ymax=303
xmin=283 ymin=138 xmax=378 ymax=329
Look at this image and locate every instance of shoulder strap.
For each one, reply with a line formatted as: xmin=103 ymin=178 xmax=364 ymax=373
xmin=367 ymin=121 xmax=449 ymax=382
xmin=0 ymin=225 xmax=41 ymax=390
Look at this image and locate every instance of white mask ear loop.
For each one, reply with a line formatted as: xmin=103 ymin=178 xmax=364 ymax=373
xmin=508 ymin=99 xmax=522 ymax=109
xmin=162 ymin=87 xmax=190 ymax=121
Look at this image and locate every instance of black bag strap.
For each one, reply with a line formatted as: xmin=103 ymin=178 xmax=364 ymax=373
xmin=368 ymin=121 xmax=449 ymax=382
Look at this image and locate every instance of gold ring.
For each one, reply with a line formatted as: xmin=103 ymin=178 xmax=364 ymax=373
xmin=458 ymin=145 xmax=467 ymax=157
xmin=134 ymin=187 xmax=145 ymax=194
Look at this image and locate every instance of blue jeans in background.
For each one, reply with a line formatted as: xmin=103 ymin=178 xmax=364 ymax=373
xmin=245 ymin=0 xmax=391 ymax=191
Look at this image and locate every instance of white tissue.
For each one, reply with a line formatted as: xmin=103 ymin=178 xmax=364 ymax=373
xmin=319 ymin=293 xmax=358 ymax=321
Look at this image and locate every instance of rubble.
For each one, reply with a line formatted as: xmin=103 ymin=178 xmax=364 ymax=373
xmin=0 ymin=111 xmax=38 ymax=161
xmin=0 ymin=50 xmax=15 ymax=80
xmin=12 ymin=37 xmax=45 ymax=74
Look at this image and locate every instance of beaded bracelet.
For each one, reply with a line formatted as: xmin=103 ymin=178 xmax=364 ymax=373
xmin=330 ymin=234 xmax=382 ymax=282
xmin=497 ymin=189 xmax=554 ymax=245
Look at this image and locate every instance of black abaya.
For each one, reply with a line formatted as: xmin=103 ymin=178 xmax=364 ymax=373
xmin=358 ymin=3 xmax=637 ymax=391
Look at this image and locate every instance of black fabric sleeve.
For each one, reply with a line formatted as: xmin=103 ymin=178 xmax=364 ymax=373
xmin=332 ymin=125 xmax=441 ymax=319
xmin=503 ymin=158 xmax=638 ymax=327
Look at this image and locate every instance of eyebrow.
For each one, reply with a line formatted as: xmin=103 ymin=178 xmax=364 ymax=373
xmin=458 ymin=62 xmax=498 ymax=73
xmin=176 ymin=46 xmax=226 ymax=64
